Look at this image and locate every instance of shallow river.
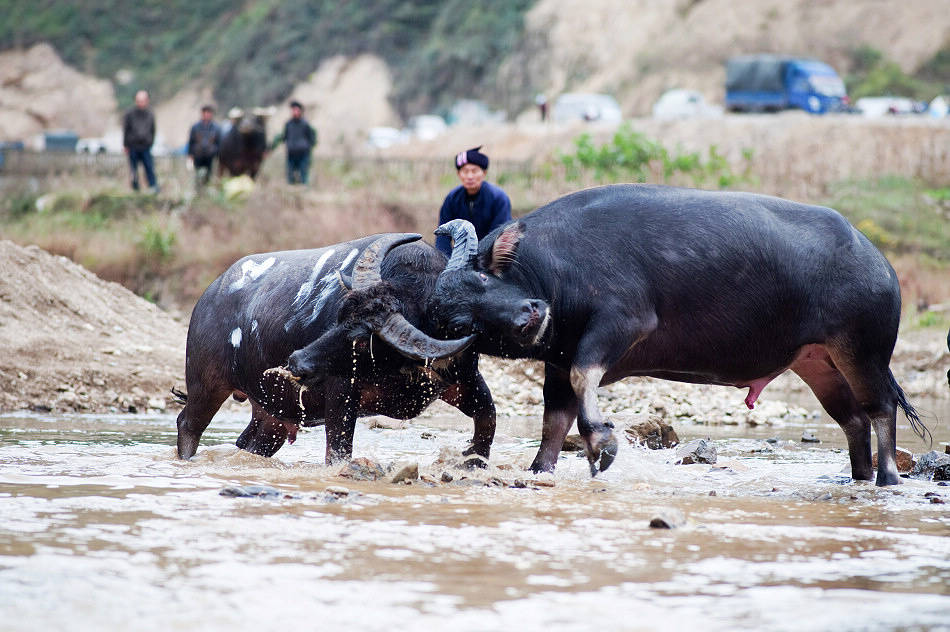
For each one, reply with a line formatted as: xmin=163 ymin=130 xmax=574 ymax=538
xmin=1 ymin=403 xmax=949 ymax=632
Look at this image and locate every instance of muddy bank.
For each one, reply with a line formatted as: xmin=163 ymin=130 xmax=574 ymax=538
xmin=1 ymin=239 xmax=947 ymax=424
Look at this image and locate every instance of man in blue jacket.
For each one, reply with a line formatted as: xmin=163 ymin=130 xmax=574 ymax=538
xmin=435 ymin=146 xmax=512 ymax=256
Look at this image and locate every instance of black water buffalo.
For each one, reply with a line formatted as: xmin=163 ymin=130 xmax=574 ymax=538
xmin=175 ymin=233 xmax=495 ymax=463
xmin=431 ymin=184 xmax=926 ymax=486
xmin=218 ymin=108 xmax=270 ymax=179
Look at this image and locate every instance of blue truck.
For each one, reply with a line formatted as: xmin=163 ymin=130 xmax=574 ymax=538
xmin=725 ymin=55 xmax=849 ymax=114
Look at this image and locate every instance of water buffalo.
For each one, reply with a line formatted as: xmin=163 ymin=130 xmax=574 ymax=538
xmin=431 ymin=184 xmax=926 ymax=486
xmin=218 ymin=107 xmax=271 ymax=179
xmin=175 ymin=233 xmax=495 ymax=464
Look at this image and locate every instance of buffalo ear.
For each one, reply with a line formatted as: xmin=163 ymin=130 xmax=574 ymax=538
xmin=488 ymin=223 xmax=523 ymax=275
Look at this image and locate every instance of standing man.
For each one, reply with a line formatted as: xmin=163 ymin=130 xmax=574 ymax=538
xmin=272 ymin=100 xmax=317 ymax=185
xmin=435 ymin=146 xmax=512 ymax=257
xmin=187 ymin=104 xmax=221 ymax=186
xmin=122 ymin=90 xmax=158 ymax=193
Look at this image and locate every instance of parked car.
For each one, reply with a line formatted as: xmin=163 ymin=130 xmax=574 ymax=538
xmin=725 ymin=55 xmax=849 ymax=114
xmin=854 ymin=96 xmax=922 ymax=118
xmin=553 ymin=93 xmax=623 ymax=123
xmin=76 ymin=137 xmax=108 ymax=154
xmin=652 ymin=89 xmax=723 ymax=119
xmin=366 ymin=126 xmax=409 ymax=149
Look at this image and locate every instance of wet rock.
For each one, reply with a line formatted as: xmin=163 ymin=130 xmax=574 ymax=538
xmin=338 ymin=457 xmax=387 ymax=481
xmin=324 ymin=485 xmax=350 ymax=498
xmin=801 ymin=429 xmax=821 ymax=443
xmin=909 ymin=451 xmax=950 ymax=481
xmin=561 ymin=434 xmax=586 ymax=452
xmin=146 ymin=396 xmax=166 ymax=412
xmin=649 ymin=509 xmax=686 ymax=529
xmin=440 ymin=471 xmax=454 ymax=483
xmin=529 ymin=478 xmax=556 ymax=488
xmin=675 ymin=439 xmax=717 ymax=465
xmin=420 ymin=474 xmax=440 ymax=485
xmin=420 ymin=431 xmax=437 ymax=440
xmin=511 ymin=480 xmax=528 ymax=489
xmin=871 ymin=447 xmax=915 ymax=474
xmin=219 ymin=485 xmax=282 ymax=498
xmin=624 ymin=416 xmax=679 ymax=449
xmin=390 ymin=462 xmax=419 ymax=484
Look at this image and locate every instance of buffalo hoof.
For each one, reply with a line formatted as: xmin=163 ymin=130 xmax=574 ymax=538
xmin=585 ymin=429 xmax=619 ymax=477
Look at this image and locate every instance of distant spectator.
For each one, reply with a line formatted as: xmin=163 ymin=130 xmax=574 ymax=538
xmin=187 ymin=104 xmax=221 ymax=186
xmin=122 ymin=89 xmax=158 ymax=193
xmin=535 ymin=93 xmax=548 ymax=121
xmin=272 ymin=100 xmax=317 ymax=185
xmin=435 ymin=146 xmax=512 ymax=257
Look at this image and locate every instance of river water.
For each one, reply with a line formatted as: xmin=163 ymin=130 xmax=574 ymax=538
xmin=1 ymin=404 xmax=948 ymax=632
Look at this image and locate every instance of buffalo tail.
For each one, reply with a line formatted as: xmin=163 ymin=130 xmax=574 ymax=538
xmin=170 ymin=387 xmax=188 ymax=405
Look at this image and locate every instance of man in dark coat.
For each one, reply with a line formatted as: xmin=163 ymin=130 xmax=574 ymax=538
xmin=435 ymin=146 xmax=512 ymax=256
xmin=122 ymin=90 xmax=158 ymax=193
xmin=187 ymin=104 xmax=221 ymax=186
xmin=272 ymin=100 xmax=317 ymax=185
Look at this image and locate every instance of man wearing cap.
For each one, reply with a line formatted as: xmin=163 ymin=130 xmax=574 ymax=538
xmin=272 ymin=100 xmax=317 ymax=184
xmin=435 ymin=146 xmax=512 ymax=256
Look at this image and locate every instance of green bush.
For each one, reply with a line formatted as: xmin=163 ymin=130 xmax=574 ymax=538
xmin=559 ymin=124 xmax=751 ymax=189
xmin=138 ymin=221 xmax=177 ymax=263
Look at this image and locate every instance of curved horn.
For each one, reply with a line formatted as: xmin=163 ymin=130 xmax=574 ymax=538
xmin=435 ymin=219 xmax=478 ymax=273
xmin=376 ymin=313 xmax=474 ymax=361
xmin=351 ymin=233 xmax=422 ymax=290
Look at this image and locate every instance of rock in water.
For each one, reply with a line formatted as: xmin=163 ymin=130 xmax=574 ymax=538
xmin=625 ymin=415 xmax=679 ymax=449
xmin=675 ymin=438 xmax=717 ymax=465
xmin=219 ymin=485 xmax=281 ymax=498
xmin=649 ymin=508 xmax=686 ymax=529
xmin=390 ymin=462 xmax=419 ymax=484
xmin=339 ymin=457 xmax=387 ymax=481
xmin=909 ymin=451 xmax=950 ymax=481
xmin=871 ymin=447 xmax=915 ymax=474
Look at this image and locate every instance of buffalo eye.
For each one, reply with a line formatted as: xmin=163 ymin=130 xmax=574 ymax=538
xmin=479 ymin=273 xmax=489 ymax=283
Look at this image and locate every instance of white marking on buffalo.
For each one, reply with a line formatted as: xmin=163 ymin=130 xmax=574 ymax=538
xmin=293 ymin=249 xmax=335 ymax=308
xmin=229 ymin=256 xmax=276 ymax=293
xmin=230 ymin=327 xmax=242 ymax=348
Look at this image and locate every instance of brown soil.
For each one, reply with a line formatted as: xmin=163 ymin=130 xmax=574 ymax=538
xmin=2 ymin=239 xmax=948 ymax=422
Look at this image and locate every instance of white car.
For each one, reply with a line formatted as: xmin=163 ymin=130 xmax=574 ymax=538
xmin=855 ymin=96 xmax=919 ymax=118
xmin=652 ymin=89 xmax=723 ymax=119
xmin=366 ymin=126 xmax=409 ymax=149
xmin=552 ymin=93 xmax=623 ymax=123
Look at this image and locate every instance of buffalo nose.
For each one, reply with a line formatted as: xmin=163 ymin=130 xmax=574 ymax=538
xmin=287 ymin=352 xmax=309 ymax=379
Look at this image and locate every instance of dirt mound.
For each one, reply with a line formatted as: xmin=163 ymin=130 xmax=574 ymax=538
xmin=0 ymin=240 xmax=186 ymax=413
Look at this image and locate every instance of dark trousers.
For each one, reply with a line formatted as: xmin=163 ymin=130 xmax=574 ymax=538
xmin=128 ymin=148 xmax=157 ymax=189
xmin=193 ymin=155 xmax=215 ymax=185
xmin=286 ymin=152 xmax=311 ymax=185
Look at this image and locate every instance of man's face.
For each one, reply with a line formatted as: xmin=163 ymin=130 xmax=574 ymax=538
xmin=200 ymin=109 xmax=214 ymax=123
xmin=291 ymin=105 xmax=303 ymax=119
xmin=457 ymin=164 xmax=485 ymax=195
xmin=135 ymin=91 xmax=149 ymax=109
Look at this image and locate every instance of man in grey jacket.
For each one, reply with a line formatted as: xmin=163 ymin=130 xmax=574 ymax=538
xmin=123 ymin=90 xmax=159 ymax=193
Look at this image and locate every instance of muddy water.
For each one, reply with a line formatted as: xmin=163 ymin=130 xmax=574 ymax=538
xmin=1 ymin=405 xmax=949 ymax=632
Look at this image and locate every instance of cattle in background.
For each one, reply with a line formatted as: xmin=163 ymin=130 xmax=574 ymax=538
xmin=431 ymin=184 xmax=927 ymax=486
xmin=175 ymin=233 xmax=495 ymax=465
xmin=217 ymin=107 xmax=273 ymax=179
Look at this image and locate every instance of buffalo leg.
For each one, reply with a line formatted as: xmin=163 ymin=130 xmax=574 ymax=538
xmin=791 ymin=345 xmax=873 ymax=481
xmin=324 ymin=382 xmax=359 ymax=465
xmin=442 ymin=372 xmax=496 ymax=461
xmin=570 ymin=364 xmax=618 ymax=475
xmin=235 ymin=401 xmax=289 ymax=457
xmin=176 ymin=384 xmax=231 ymax=459
xmin=832 ymin=355 xmax=901 ymax=486
xmin=530 ymin=365 xmax=580 ymax=473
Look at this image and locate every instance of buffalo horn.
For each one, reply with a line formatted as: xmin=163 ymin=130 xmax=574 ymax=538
xmin=376 ymin=313 xmax=474 ymax=361
xmin=351 ymin=233 xmax=422 ymax=291
xmin=435 ymin=219 xmax=478 ymax=273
